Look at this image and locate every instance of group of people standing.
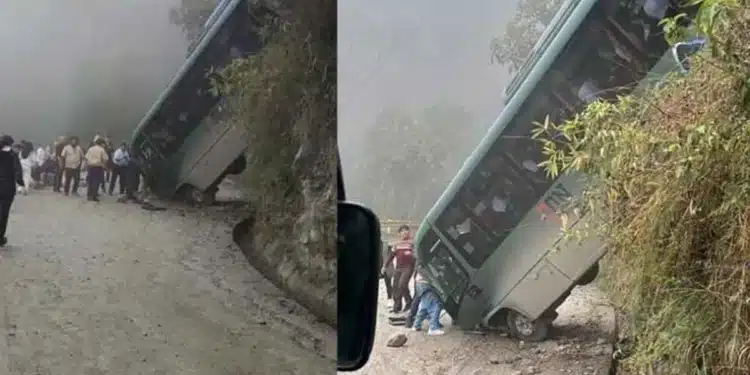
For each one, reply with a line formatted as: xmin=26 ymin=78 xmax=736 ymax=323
xmin=45 ymin=134 xmax=140 ymax=202
xmin=382 ymin=225 xmax=445 ymax=336
xmin=0 ymin=133 xmax=144 ymax=247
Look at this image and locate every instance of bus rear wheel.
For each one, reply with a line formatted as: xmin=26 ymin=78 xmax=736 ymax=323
xmin=182 ymin=185 xmax=216 ymax=207
xmin=225 ymin=155 xmax=247 ymax=175
xmin=506 ymin=309 xmax=550 ymax=342
xmin=577 ymin=262 xmax=600 ymax=286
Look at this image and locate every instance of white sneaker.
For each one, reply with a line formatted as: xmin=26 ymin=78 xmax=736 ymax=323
xmin=427 ymin=329 xmax=445 ymax=336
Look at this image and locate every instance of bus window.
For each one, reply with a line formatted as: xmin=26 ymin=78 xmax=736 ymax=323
xmin=460 ymin=163 xmax=493 ymax=207
xmin=491 ymin=93 xmax=557 ymax=194
xmin=582 ymin=20 xmax=644 ymax=95
xmin=500 ymin=137 xmax=554 ymax=194
xmin=425 ymin=242 xmax=470 ymax=305
xmin=449 ymin=152 xmax=544 ymax=267
xmin=418 ymin=226 xmax=440 ymax=257
xmin=435 ymin=201 xmax=497 ymax=268
xmin=472 ymin=166 xmax=538 ymax=237
xmin=577 ymin=80 xmax=602 ymax=103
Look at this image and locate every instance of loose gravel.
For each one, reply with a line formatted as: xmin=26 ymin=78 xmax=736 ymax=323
xmin=0 ymin=190 xmax=335 ymax=375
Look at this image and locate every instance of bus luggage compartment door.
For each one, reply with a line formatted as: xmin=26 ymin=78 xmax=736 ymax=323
xmin=544 ymin=215 xmax=606 ymax=285
xmin=501 ymin=257 xmax=571 ymax=321
xmin=184 ymin=123 xmax=249 ymax=191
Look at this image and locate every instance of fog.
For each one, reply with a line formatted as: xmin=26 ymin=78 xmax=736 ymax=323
xmin=0 ymin=0 xmax=190 ymax=145
xmin=338 ymin=0 xmax=524 ymax=219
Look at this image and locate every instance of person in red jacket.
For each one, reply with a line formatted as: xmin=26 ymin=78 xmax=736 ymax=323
xmin=382 ymin=225 xmax=415 ymax=313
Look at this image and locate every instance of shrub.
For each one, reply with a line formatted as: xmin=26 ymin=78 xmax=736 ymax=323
xmin=536 ymin=1 xmax=750 ymax=373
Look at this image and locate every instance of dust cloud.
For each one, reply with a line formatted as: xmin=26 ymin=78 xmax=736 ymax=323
xmin=0 ymin=0 xmax=190 ymax=145
xmin=338 ymin=0 xmax=524 ymax=220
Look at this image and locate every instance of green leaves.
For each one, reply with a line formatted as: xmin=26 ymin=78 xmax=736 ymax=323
xmin=530 ymin=4 xmax=750 ymax=372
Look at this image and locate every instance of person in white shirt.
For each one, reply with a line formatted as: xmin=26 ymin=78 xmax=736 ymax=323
xmin=32 ymin=145 xmax=46 ymax=186
xmin=60 ymin=136 xmax=85 ymax=196
xmin=16 ymin=141 xmax=36 ymax=195
xmin=35 ymin=146 xmax=46 ymax=168
xmin=84 ymin=138 xmax=109 ymax=202
xmin=110 ymin=142 xmax=130 ymax=195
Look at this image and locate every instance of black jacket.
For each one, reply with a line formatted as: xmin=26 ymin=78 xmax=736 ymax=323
xmin=0 ymin=147 xmax=23 ymax=197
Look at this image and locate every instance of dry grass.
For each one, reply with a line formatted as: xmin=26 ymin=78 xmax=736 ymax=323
xmin=537 ymin=1 xmax=750 ymax=373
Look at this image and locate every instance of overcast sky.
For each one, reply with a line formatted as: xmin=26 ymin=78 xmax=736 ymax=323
xmin=0 ymin=0 xmax=188 ymax=142
xmin=338 ymin=0 xmax=523 ymax=189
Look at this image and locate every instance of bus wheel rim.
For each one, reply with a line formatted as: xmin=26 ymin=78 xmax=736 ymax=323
xmin=191 ymin=189 xmax=203 ymax=203
xmin=513 ymin=314 xmax=534 ymax=336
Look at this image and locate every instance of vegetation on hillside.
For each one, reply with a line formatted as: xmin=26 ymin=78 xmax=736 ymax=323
xmin=536 ymin=0 xmax=750 ymax=373
xmin=172 ymin=0 xmax=337 ymax=326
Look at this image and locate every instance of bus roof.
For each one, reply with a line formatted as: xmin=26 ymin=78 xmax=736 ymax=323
xmin=131 ymin=0 xmax=243 ymax=140
xmin=417 ymin=0 xmax=599 ymax=238
xmin=504 ymin=0 xmax=582 ymax=101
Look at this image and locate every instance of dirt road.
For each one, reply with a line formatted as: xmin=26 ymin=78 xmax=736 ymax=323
xmin=353 ymin=281 xmax=614 ymax=375
xmin=0 ymin=190 xmax=335 ymax=374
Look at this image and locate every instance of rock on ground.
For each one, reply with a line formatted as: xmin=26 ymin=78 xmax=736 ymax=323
xmin=349 ymin=281 xmax=614 ymax=375
xmin=386 ymin=333 xmax=408 ymax=348
xmin=0 ymin=190 xmax=335 ymax=374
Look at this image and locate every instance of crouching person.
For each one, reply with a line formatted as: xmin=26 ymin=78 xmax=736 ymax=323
xmin=411 ymin=270 xmax=445 ymax=336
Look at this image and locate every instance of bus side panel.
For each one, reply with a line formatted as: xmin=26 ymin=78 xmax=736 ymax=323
xmin=451 ymin=172 xmax=596 ymax=327
xmin=183 ymin=123 xmax=249 ymax=191
xmin=544 ymin=213 xmax=606 ymax=284
xmin=173 ymin=108 xmax=235 ymax=190
xmin=451 ymin=208 xmax=570 ymax=327
xmin=500 ymin=258 xmax=570 ymax=319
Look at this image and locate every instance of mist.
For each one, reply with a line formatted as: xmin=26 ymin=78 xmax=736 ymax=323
xmin=0 ymin=0 xmax=190 ymax=145
xmin=338 ymin=0 xmax=525 ymax=220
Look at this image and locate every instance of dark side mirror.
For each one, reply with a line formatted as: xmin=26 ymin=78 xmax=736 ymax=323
xmin=337 ymin=201 xmax=380 ymax=372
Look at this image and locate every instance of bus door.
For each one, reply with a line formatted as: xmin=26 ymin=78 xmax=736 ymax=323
xmin=417 ymin=226 xmax=473 ymax=325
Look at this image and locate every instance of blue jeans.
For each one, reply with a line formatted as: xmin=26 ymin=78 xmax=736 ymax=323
xmin=413 ymin=289 xmax=441 ymax=331
xmin=407 ymin=281 xmax=430 ymax=325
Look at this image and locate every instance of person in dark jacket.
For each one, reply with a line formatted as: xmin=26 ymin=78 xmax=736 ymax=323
xmin=0 ymin=135 xmax=24 ymax=246
xmin=381 ymin=243 xmax=395 ymax=301
xmin=52 ymin=136 xmax=67 ymax=193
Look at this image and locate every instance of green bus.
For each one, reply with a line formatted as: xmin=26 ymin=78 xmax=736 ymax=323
xmin=131 ymin=0 xmax=271 ymax=204
xmin=414 ymin=0 xmax=699 ymax=341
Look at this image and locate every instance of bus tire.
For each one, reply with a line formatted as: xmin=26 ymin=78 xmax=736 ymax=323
xmin=226 ymin=155 xmax=247 ymax=175
xmin=182 ymin=185 xmax=216 ymax=207
xmin=577 ymin=262 xmax=600 ymax=286
xmin=506 ymin=309 xmax=550 ymax=342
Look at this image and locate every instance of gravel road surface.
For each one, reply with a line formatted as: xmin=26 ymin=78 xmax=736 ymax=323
xmin=0 ymin=190 xmax=335 ymax=374
xmin=351 ymin=280 xmax=614 ymax=375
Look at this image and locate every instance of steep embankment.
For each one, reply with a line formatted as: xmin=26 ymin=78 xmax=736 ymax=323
xmin=537 ymin=2 xmax=750 ymax=373
xmin=227 ymin=0 xmax=337 ymax=327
